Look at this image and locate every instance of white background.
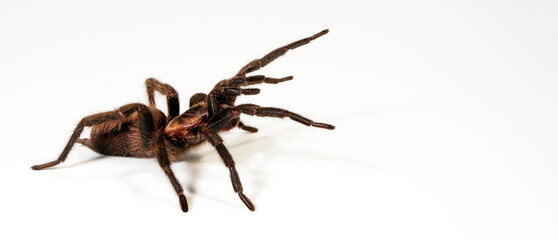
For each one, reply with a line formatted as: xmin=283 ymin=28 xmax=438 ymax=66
xmin=1 ymin=0 xmax=557 ymax=239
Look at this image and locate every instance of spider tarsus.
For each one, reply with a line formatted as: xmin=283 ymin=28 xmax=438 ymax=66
xmin=179 ymin=194 xmax=189 ymax=212
xmin=282 ymin=75 xmax=294 ymax=81
xmin=30 ymin=165 xmax=43 ymax=170
xmin=241 ymin=88 xmax=260 ymax=95
xmin=265 ymin=75 xmax=293 ymax=84
xmin=238 ymin=193 xmax=255 ymax=211
xmin=242 ymin=126 xmax=258 ymax=133
xmin=312 ymin=122 xmax=335 ymax=130
xmin=31 ymin=160 xmax=59 ymax=170
xmin=222 ymin=88 xmax=260 ymax=96
xmin=313 ymin=29 xmax=329 ymax=39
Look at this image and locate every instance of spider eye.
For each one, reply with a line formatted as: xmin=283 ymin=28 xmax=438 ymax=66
xmin=189 ymin=93 xmax=207 ymax=107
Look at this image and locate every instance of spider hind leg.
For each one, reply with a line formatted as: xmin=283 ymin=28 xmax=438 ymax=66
xmin=31 ymin=103 xmax=148 ymax=170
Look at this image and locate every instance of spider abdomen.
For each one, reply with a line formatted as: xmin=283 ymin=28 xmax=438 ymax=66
xmin=85 ymin=106 xmax=166 ymax=158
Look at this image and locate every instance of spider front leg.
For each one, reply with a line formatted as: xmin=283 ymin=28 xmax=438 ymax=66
xmin=202 ymin=128 xmax=255 ymax=211
xmin=236 ymin=104 xmax=335 ymax=130
xmin=145 ymin=78 xmax=180 ymax=120
xmin=153 ymin=134 xmax=189 ymax=212
xmin=217 ymin=75 xmax=294 ymax=88
xmin=136 ymin=107 xmax=189 ymax=212
xmin=235 ymin=29 xmax=328 ymax=77
xmin=30 ymin=103 xmax=145 ymax=170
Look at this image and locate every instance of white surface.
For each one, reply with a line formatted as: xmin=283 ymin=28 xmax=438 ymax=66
xmin=1 ymin=0 xmax=557 ymax=239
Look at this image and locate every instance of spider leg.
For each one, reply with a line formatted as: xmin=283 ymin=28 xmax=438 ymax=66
xmin=236 ymin=104 xmax=335 ymax=130
xmin=235 ymin=29 xmax=328 ymax=77
xmin=202 ymin=128 xmax=255 ymax=211
xmin=207 ymin=30 xmax=327 ymax=120
xmin=133 ymin=108 xmax=184 ymax=207
xmin=31 ymin=103 xmax=146 ymax=170
xmin=217 ymin=75 xmax=294 ymax=88
xmin=31 ymin=104 xmax=141 ymax=170
xmin=153 ymin=134 xmax=189 ymax=212
xmin=218 ymin=87 xmax=261 ymax=96
xmin=145 ymin=78 xmax=180 ymax=120
xmin=135 ymin=106 xmax=188 ymax=212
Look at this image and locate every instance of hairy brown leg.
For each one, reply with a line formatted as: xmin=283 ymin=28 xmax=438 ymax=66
xmin=75 ymin=103 xmax=149 ymax=151
xmin=207 ymin=29 xmax=328 ymax=117
xmin=33 ymin=103 xmax=188 ymax=211
xmin=235 ymin=29 xmax=328 ymax=77
xmin=153 ymin=134 xmax=189 ymax=212
xmin=218 ymin=75 xmax=294 ymax=88
xmin=137 ymin=106 xmax=155 ymax=149
xmin=202 ymin=128 xmax=255 ymax=211
xmin=206 ymin=92 xmax=220 ymax=120
xmin=145 ymin=78 xmax=180 ymax=120
xmin=236 ymin=104 xmax=335 ymax=130
xmin=30 ymin=104 xmax=144 ymax=170
xmin=136 ymin=106 xmax=188 ymax=212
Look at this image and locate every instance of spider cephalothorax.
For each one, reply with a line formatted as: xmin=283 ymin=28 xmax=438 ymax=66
xmin=31 ymin=29 xmax=334 ymax=212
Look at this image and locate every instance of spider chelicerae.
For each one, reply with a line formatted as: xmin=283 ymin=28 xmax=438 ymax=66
xmin=32 ymin=29 xmax=335 ymax=212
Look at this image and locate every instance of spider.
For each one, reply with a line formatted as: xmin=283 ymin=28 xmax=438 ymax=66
xmin=31 ymin=29 xmax=335 ymax=212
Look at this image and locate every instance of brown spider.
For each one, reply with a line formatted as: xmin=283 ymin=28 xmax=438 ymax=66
xmin=31 ymin=29 xmax=335 ymax=212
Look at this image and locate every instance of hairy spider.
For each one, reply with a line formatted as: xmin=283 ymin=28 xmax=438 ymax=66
xmin=31 ymin=29 xmax=335 ymax=212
